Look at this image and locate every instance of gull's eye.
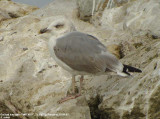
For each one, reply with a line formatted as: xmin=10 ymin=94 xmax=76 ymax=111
xmin=54 ymin=24 xmax=64 ymax=29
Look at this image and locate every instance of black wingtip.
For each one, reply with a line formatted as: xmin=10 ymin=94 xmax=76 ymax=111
xmin=123 ymin=64 xmax=142 ymax=74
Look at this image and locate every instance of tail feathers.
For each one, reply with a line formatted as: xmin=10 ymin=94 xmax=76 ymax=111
xmin=122 ymin=64 xmax=142 ymax=76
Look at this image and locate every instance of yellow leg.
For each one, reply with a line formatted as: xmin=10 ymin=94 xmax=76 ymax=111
xmin=72 ymin=75 xmax=75 ymax=94
xmin=79 ymin=75 xmax=84 ymax=95
xmin=58 ymin=75 xmax=84 ymax=104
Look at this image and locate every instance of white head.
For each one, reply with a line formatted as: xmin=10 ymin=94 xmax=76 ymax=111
xmin=40 ymin=16 xmax=76 ymax=37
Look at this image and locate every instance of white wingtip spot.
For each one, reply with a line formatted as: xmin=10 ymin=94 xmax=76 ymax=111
xmin=117 ymin=71 xmax=129 ymax=77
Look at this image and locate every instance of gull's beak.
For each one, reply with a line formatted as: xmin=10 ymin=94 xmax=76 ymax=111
xmin=39 ymin=28 xmax=51 ymax=34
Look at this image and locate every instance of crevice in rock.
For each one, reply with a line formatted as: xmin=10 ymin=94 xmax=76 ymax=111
xmin=88 ymin=95 xmax=116 ymax=119
xmin=8 ymin=12 xmax=20 ymax=18
xmin=88 ymin=95 xmax=102 ymax=119
xmin=88 ymin=95 xmax=120 ymax=119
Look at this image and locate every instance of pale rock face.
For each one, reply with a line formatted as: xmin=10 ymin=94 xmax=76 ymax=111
xmin=0 ymin=0 xmax=38 ymax=18
xmin=0 ymin=0 xmax=160 ymax=119
xmin=0 ymin=0 xmax=91 ymax=118
xmin=101 ymin=0 xmax=160 ymax=36
xmin=0 ymin=8 xmax=11 ymax=21
xmin=76 ymin=0 xmax=109 ymax=21
xmin=76 ymin=0 xmax=130 ymax=22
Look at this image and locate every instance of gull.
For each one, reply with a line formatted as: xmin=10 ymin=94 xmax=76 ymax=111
xmin=40 ymin=17 xmax=142 ymax=103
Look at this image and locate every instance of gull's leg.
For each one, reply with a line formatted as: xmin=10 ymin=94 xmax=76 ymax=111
xmin=72 ymin=75 xmax=75 ymax=94
xmin=79 ymin=75 xmax=84 ymax=95
xmin=58 ymin=75 xmax=81 ymax=104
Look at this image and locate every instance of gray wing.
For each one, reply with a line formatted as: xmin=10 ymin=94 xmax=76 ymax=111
xmin=54 ymin=31 xmax=121 ymax=74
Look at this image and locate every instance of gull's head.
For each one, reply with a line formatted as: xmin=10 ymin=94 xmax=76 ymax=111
xmin=40 ymin=16 xmax=76 ymax=37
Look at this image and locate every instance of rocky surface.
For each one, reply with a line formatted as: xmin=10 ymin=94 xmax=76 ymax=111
xmin=0 ymin=0 xmax=160 ymax=119
xmin=76 ymin=0 xmax=130 ymax=22
xmin=76 ymin=0 xmax=107 ymax=21
xmin=0 ymin=0 xmax=38 ymax=22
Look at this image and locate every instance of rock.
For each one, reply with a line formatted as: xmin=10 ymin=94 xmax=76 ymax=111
xmin=101 ymin=0 xmax=160 ymax=37
xmin=0 ymin=0 xmax=160 ymax=119
xmin=0 ymin=0 xmax=90 ymax=117
xmin=76 ymin=0 xmax=110 ymax=21
xmin=32 ymin=0 xmax=77 ymax=19
xmin=0 ymin=8 xmax=11 ymax=22
xmin=76 ymin=0 xmax=94 ymax=21
xmin=0 ymin=0 xmax=38 ymax=21
xmin=76 ymin=0 xmax=130 ymax=22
